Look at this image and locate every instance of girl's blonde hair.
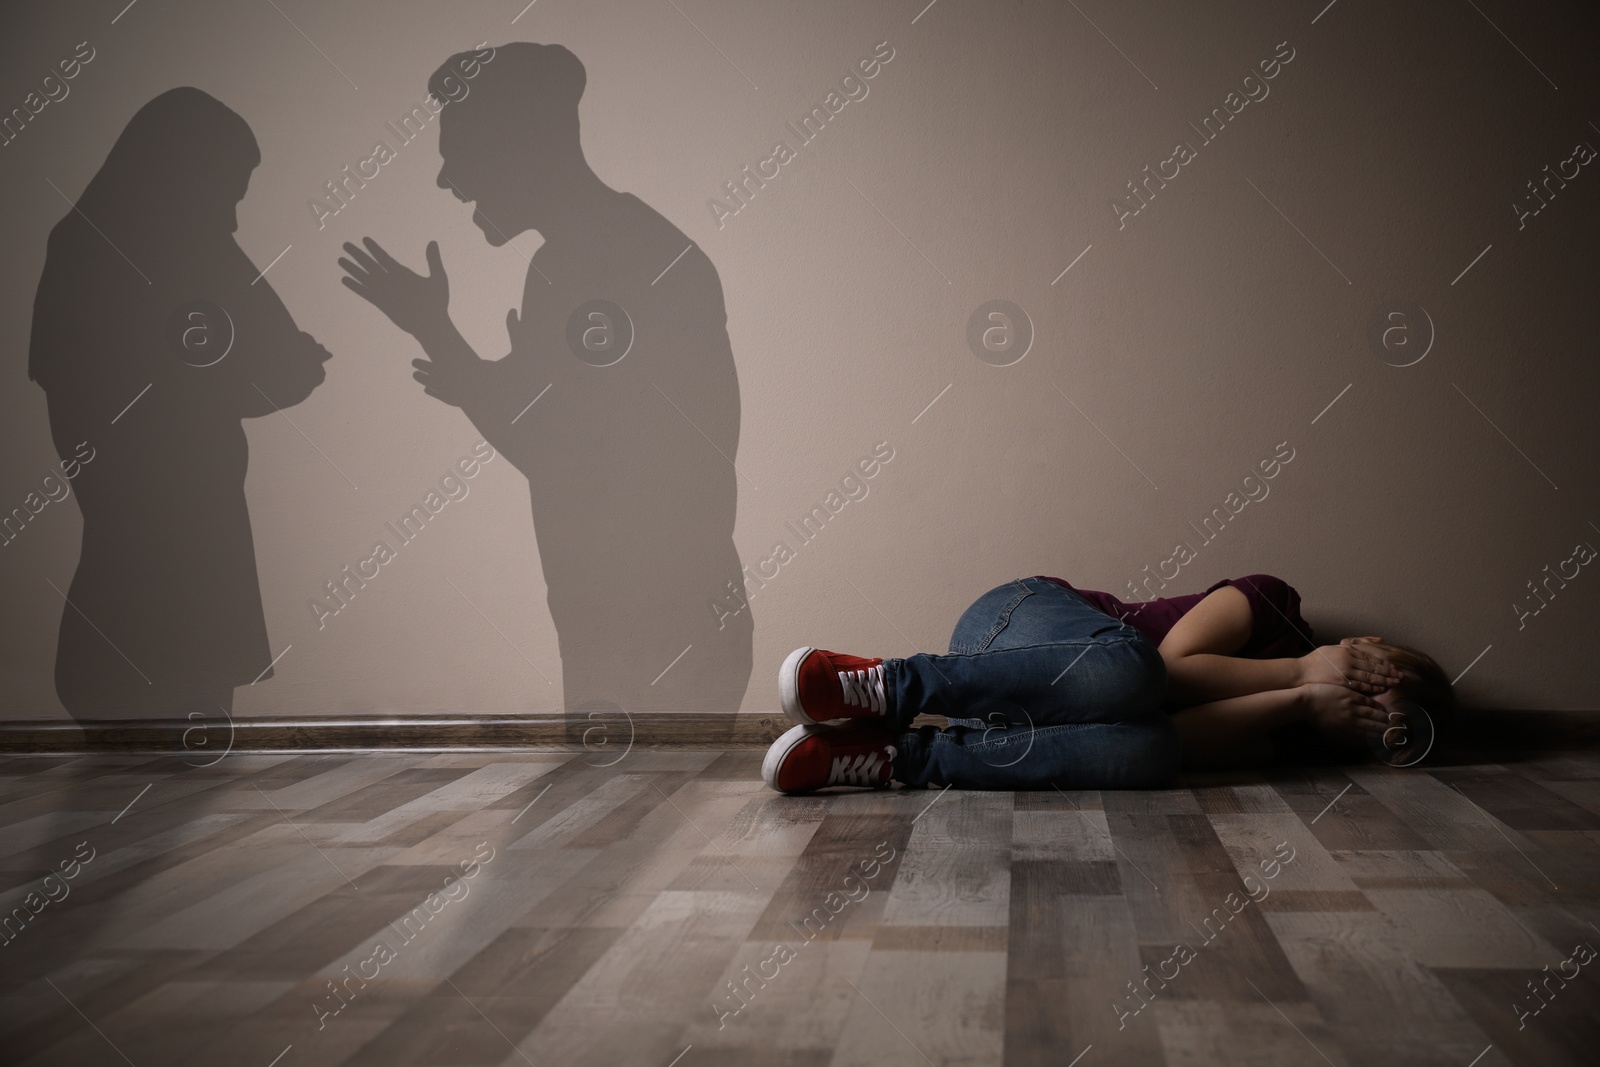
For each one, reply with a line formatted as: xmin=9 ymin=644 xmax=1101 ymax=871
xmin=1366 ymin=640 xmax=1457 ymax=724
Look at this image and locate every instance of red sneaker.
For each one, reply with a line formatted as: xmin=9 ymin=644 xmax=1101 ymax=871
xmin=762 ymin=722 xmax=898 ymax=794
xmin=779 ymin=646 xmax=890 ymax=725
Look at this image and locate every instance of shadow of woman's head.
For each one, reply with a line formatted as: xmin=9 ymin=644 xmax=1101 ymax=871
xmin=77 ymin=87 xmax=259 ymax=242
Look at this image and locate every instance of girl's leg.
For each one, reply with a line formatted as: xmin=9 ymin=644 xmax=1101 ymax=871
xmin=882 ymin=577 xmax=1161 ymax=730
xmin=886 ymin=577 xmax=1177 ymax=789
xmin=946 ymin=576 xmax=1131 ymax=656
xmin=895 ymin=715 xmax=1181 ymax=790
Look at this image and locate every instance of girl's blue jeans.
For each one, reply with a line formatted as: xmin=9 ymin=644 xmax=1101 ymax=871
xmin=886 ymin=577 xmax=1181 ymax=790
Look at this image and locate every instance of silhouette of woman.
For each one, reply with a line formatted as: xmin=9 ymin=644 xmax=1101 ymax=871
xmin=29 ymin=87 xmax=330 ymax=722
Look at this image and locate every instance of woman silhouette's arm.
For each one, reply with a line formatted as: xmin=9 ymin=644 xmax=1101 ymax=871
xmin=236 ymin=329 xmax=332 ymax=416
xmin=151 ymin=248 xmax=330 ymax=419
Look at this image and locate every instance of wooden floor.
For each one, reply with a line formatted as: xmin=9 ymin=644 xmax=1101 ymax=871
xmin=2 ymin=748 xmax=1599 ymax=1067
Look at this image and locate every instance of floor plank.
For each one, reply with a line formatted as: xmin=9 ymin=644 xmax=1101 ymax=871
xmin=2 ymin=750 xmax=1599 ymax=1066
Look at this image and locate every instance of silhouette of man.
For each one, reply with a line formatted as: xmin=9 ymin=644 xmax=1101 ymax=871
xmin=341 ymin=43 xmax=752 ymax=732
xmin=31 ymin=88 xmax=330 ymax=723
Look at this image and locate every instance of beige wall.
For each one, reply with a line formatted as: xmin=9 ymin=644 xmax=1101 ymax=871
xmin=2 ymin=0 xmax=1597 ymax=719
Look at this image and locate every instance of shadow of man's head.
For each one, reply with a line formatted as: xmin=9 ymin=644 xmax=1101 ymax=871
xmin=428 ymin=42 xmax=589 ymax=246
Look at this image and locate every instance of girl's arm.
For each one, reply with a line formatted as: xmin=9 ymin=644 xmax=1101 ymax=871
xmin=1158 ymin=585 xmax=1401 ymax=704
xmin=1169 ymin=688 xmax=1304 ymax=768
xmin=1172 ymin=683 xmax=1391 ymax=769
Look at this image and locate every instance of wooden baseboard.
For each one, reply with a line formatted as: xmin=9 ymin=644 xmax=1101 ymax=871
xmin=0 ymin=713 xmax=794 ymax=754
xmin=2 ymin=708 xmax=1595 ymax=756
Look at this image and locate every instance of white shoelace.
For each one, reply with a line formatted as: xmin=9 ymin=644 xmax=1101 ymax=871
xmin=838 ymin=663 xmax=887 ymax=716
xmin=827 ymin=747 xmax=894 ymax=786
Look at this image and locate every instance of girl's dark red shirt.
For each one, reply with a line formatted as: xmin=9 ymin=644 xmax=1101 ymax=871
xmin=1033 ymin=573 xmax=1316 ymax=659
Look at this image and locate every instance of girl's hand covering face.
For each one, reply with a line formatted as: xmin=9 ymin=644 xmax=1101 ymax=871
xmin=1299 ymin=682 xmax=1390 ymax=741
xmin=1298 ymin=642 xmax=1403 ymax=693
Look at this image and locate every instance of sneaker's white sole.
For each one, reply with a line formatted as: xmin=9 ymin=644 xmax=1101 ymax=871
xmin=761 ymin=722 xmax=817 ymax=793
xmin=778 ymin=645 xmax=817 ymax=725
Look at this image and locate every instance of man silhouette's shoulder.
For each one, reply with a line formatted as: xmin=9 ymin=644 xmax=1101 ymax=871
xmin=618 ymin=191 xmax=721 ymax=287
xmin=536 ymin=190 xmax=711 ymax=297
xmin=613 ymin=191 xmax=681 ymax=245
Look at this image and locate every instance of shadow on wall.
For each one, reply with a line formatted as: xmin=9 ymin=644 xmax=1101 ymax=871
xmin=339 ymin=42 xmax=752 ymax=733
xmin=28 ymin=87 xmax=330 ymax=725
xmin=27 ymin=44 xmax=755 ymax=732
